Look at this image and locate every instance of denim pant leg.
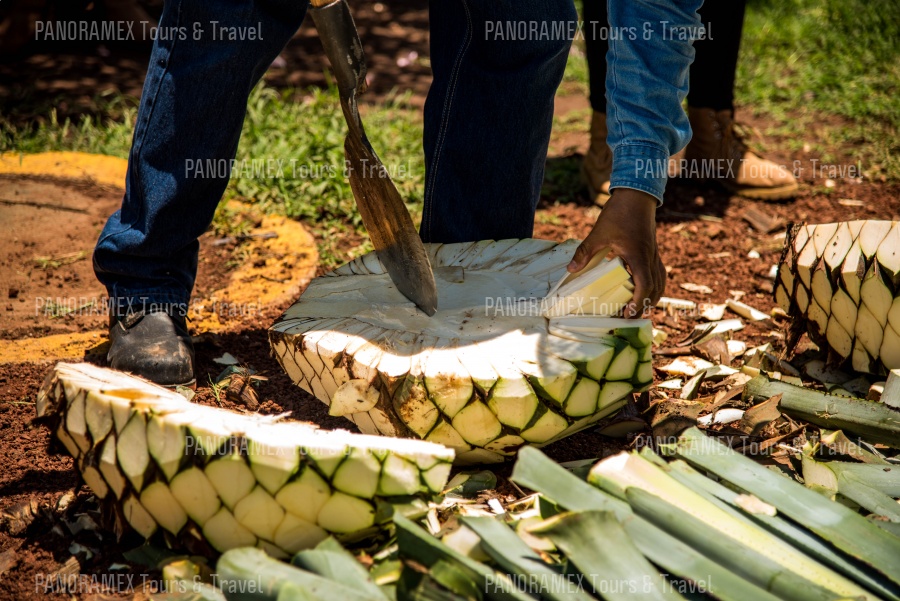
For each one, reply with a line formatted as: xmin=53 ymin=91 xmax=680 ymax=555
xmin=421 ymin=0 xmax=576 ymax=244
xmin=93 ymin=0 xmax=308 ymax=311
xmin=606 ymin=0 xmax=702 ymax=203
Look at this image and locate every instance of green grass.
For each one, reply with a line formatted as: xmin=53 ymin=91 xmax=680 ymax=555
xmin=737 ymin=0 xmax=900 ymax=180
xmin=224 ymin=86 xmax=425 ymax=265
xmin=1 ymin=85 xmax=426 ymax=269
xmin=1 ymin=100 xmax=135 ymax=159
xmin=1 ymin=0 xmax=897 ymax=272
xmin=553 ymin=0 xmax=900 ymax=181
xmin=559 ymin=42 xmax=589 ymax=97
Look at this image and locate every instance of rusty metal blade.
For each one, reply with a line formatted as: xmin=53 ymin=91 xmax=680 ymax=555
xmin=310 ymin=0 xmax=437 ymax=315
xmin=342 ymin=102 xmax=437 ymax=315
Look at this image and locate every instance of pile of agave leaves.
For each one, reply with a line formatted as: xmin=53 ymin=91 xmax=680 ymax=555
xmin=32 ymin=221 xmax=900 ymax=601
xmin=141 ymin=381 xmax=900 ymax=601
xmin=144 ymin=422 xmax=900 ymax=601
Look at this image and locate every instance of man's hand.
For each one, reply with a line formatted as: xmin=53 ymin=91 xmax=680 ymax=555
xmin=567 ymin=188 xmax=666 ymax=318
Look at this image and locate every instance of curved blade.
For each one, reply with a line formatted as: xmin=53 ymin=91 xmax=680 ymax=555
xmin=344 ymin=126 xmax=438 ymax=316
xmin=311 ymin=0 xmax=437 ymax=315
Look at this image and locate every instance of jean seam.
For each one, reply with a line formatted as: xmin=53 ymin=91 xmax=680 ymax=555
xmin=97 ymin=1 xmax=182 ymax=251
xmin=612 ymin=142 xmax=670 ymax=155
xmin=132 ymin=0 xmax=182 ymax=226
xmin=608 ymin=182 xmax=663 ymax=202
xmin=606 ymin=0 xmax=624 ymax=145
xmin=423 ymin=0 xmax=472 ymax=240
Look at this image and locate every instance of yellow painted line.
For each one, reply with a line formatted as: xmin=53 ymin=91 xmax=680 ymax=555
xmin=0 ymin=331 xmax=108 ymax=364
xmin=0 ymin=151 xmax=127 ymax=188
xmin=0 ymin=155 xmax=319 ymax=360
xmin=192 ymin=212 xmax=319 ymax=331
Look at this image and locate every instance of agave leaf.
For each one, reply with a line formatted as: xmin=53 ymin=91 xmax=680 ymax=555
xmin=462 ymin=516 xmax=592 ymax=601
xmin=674 ymin=427 xmax=900 ymax=587
xmin=511 ymin=448 xmax=783 ymax=601
xmin=528 ymin=510 xmax=683 ymax=601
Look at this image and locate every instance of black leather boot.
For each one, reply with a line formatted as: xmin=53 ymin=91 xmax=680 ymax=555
xmin=107 ymin=309 xmax=195 ymax=387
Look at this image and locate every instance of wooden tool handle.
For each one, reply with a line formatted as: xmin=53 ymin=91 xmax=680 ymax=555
xmin=309 ymin=0 xmax=334 ymax=8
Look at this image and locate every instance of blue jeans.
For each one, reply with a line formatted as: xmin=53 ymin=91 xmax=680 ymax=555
xmin=605 ymin=0 xmax=702 ymax=201
xmin=94 ymin=0 xmax=696 ymax=309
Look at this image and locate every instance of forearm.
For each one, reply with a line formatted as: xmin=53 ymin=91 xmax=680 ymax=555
xmin=605 ymin=0 xmax=703 ymax=203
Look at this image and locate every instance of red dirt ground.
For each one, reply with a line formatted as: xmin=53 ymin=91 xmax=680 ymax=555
xmin=3 ymin=4 xmax=900 ymax=598
xmin=2 ymin=166 xmax=897 ymax=599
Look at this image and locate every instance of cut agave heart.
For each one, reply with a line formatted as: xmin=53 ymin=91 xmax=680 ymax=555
xmin=271 ymin=239 xmax=652 ymax=464
xmin=36 ymin=363 xmax=454 ymax=557
xmin=777 ymin=221 xmax=900 ymax=374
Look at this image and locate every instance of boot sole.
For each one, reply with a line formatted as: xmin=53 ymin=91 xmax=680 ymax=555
xmin=722 ymin=180 xmax=800 ymax=201
xmin=165 ymin=379 xmax=197 ymax=391
xmin=676 ymin=175 xmax=800 ymax=202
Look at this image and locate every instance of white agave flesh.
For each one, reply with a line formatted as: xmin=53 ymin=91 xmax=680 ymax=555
xmin=38 ymin=363 xmax=455 ymax=553
xmin=455 ymin=343 xmax=499 ymax=395
xmin=795 ymin=283 xmax=810 ymax=314
xmin=807 ymin=298 xmax=830 ymax=338
xmin=781 ymin=221 xmax=900 ymax=374
xmin=830 ymin=288 xmax=858 ymax=336
xmin=452 ymin=401 xmax=503 ymax=447
xmin=204 ymin=507 xmax=257 ymax=551
xmin=462 ymin=239 xmax=521 ymax=270
xmin=520 ymin=408 xmax=568 ymax=443
xmin=810 ymin=264 xmax=835 ymax=316
xmin=823 ymin=221 xmax=854 ymax=272
xmin=169 ymin=467 xmax=221 ymax=526
xmin=274 ymin=239 xmax=651 ymax=462
xmin=425 ymin=420 xmax=471 ymax=452
xmin=857 ymin=220 xmax=893 ymax=258
xmin=860 ymin=262 xmax=893 ymax=327
xmin=329 ymin=380 xmax=380 ymax=417
xmin=876 ymin=223 xmax=900 ymax=283
xmin=856 ymin=304 xmax=885 ymax=358
xmin=811 ymin=222 xmax=838 ymax=256
xmin=879 ymin=325 xmax=900 ymax=369
xmin=122 ymin=494 xmax=157 ymax=539
xmin=825 ymin=317 xmax=853 ymax=358
xmin=889 ymin=297 xmax=900 ymax=333
xmin=795 ymin=234 xmax=820 ymax=289
xmin=424 ymin=345 xmax=474 ymax=418
xmin=141 ymin=481 xmax=188 ymax=535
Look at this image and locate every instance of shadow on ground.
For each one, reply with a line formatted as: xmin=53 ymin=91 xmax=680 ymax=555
xmin=0 ymin=0 xmax=432 ymax=125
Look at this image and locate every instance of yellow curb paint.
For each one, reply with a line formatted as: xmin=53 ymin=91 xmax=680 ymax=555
xmin=0 ymin=151 xmax=128 ymax=188
xmin=192 ymin=212 xmax=319 ymax=332
xmin=0 ymin=331 xmax=108 ymax=364
xmin=0 ymin=153 xmax=319 ymax=360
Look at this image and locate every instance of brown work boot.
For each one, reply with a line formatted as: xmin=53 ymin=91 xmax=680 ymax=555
xmin=107 ymin=308 xmax=195 ymax=387
xmin=581 ymin=111 xmax=612 ymax=206
xmin=684 ymin=107 xmax=799 ymax=200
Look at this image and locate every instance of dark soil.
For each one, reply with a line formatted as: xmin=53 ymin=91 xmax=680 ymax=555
xmin=0 ymin=177 xmax=240 ymax=341
xmin=3 ymin=3 xmax=900 ymax=598
xmin=0 ymin=0 xmax=432 ymax=124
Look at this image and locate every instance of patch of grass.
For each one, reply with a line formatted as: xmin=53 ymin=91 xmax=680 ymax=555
xmin=737 ymin=0 xmax=900 ymax=179
xmin=32 ymin=250 xmax=88 ymax=270
xmin=1 ymin=84 xmax=426 ymax=271
xmin=233 ymin=85 xmax=424 ymax=227
xmin=211 ymin=204 xmax=261 ymax=240
xmin=228 ymin=85 xmax=425 ymax=267
xmin=553 ymin=107 xmax=592 ymax=136
xmin=554 ymin=0 xmax=899 ymax=180
xmin=536 ymin=211 xmax=563 ymax=226
xmin=559 ymin=44 xmax=589 ymax=97
xmin=1 ymin=99 xmax=135 ymax=159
